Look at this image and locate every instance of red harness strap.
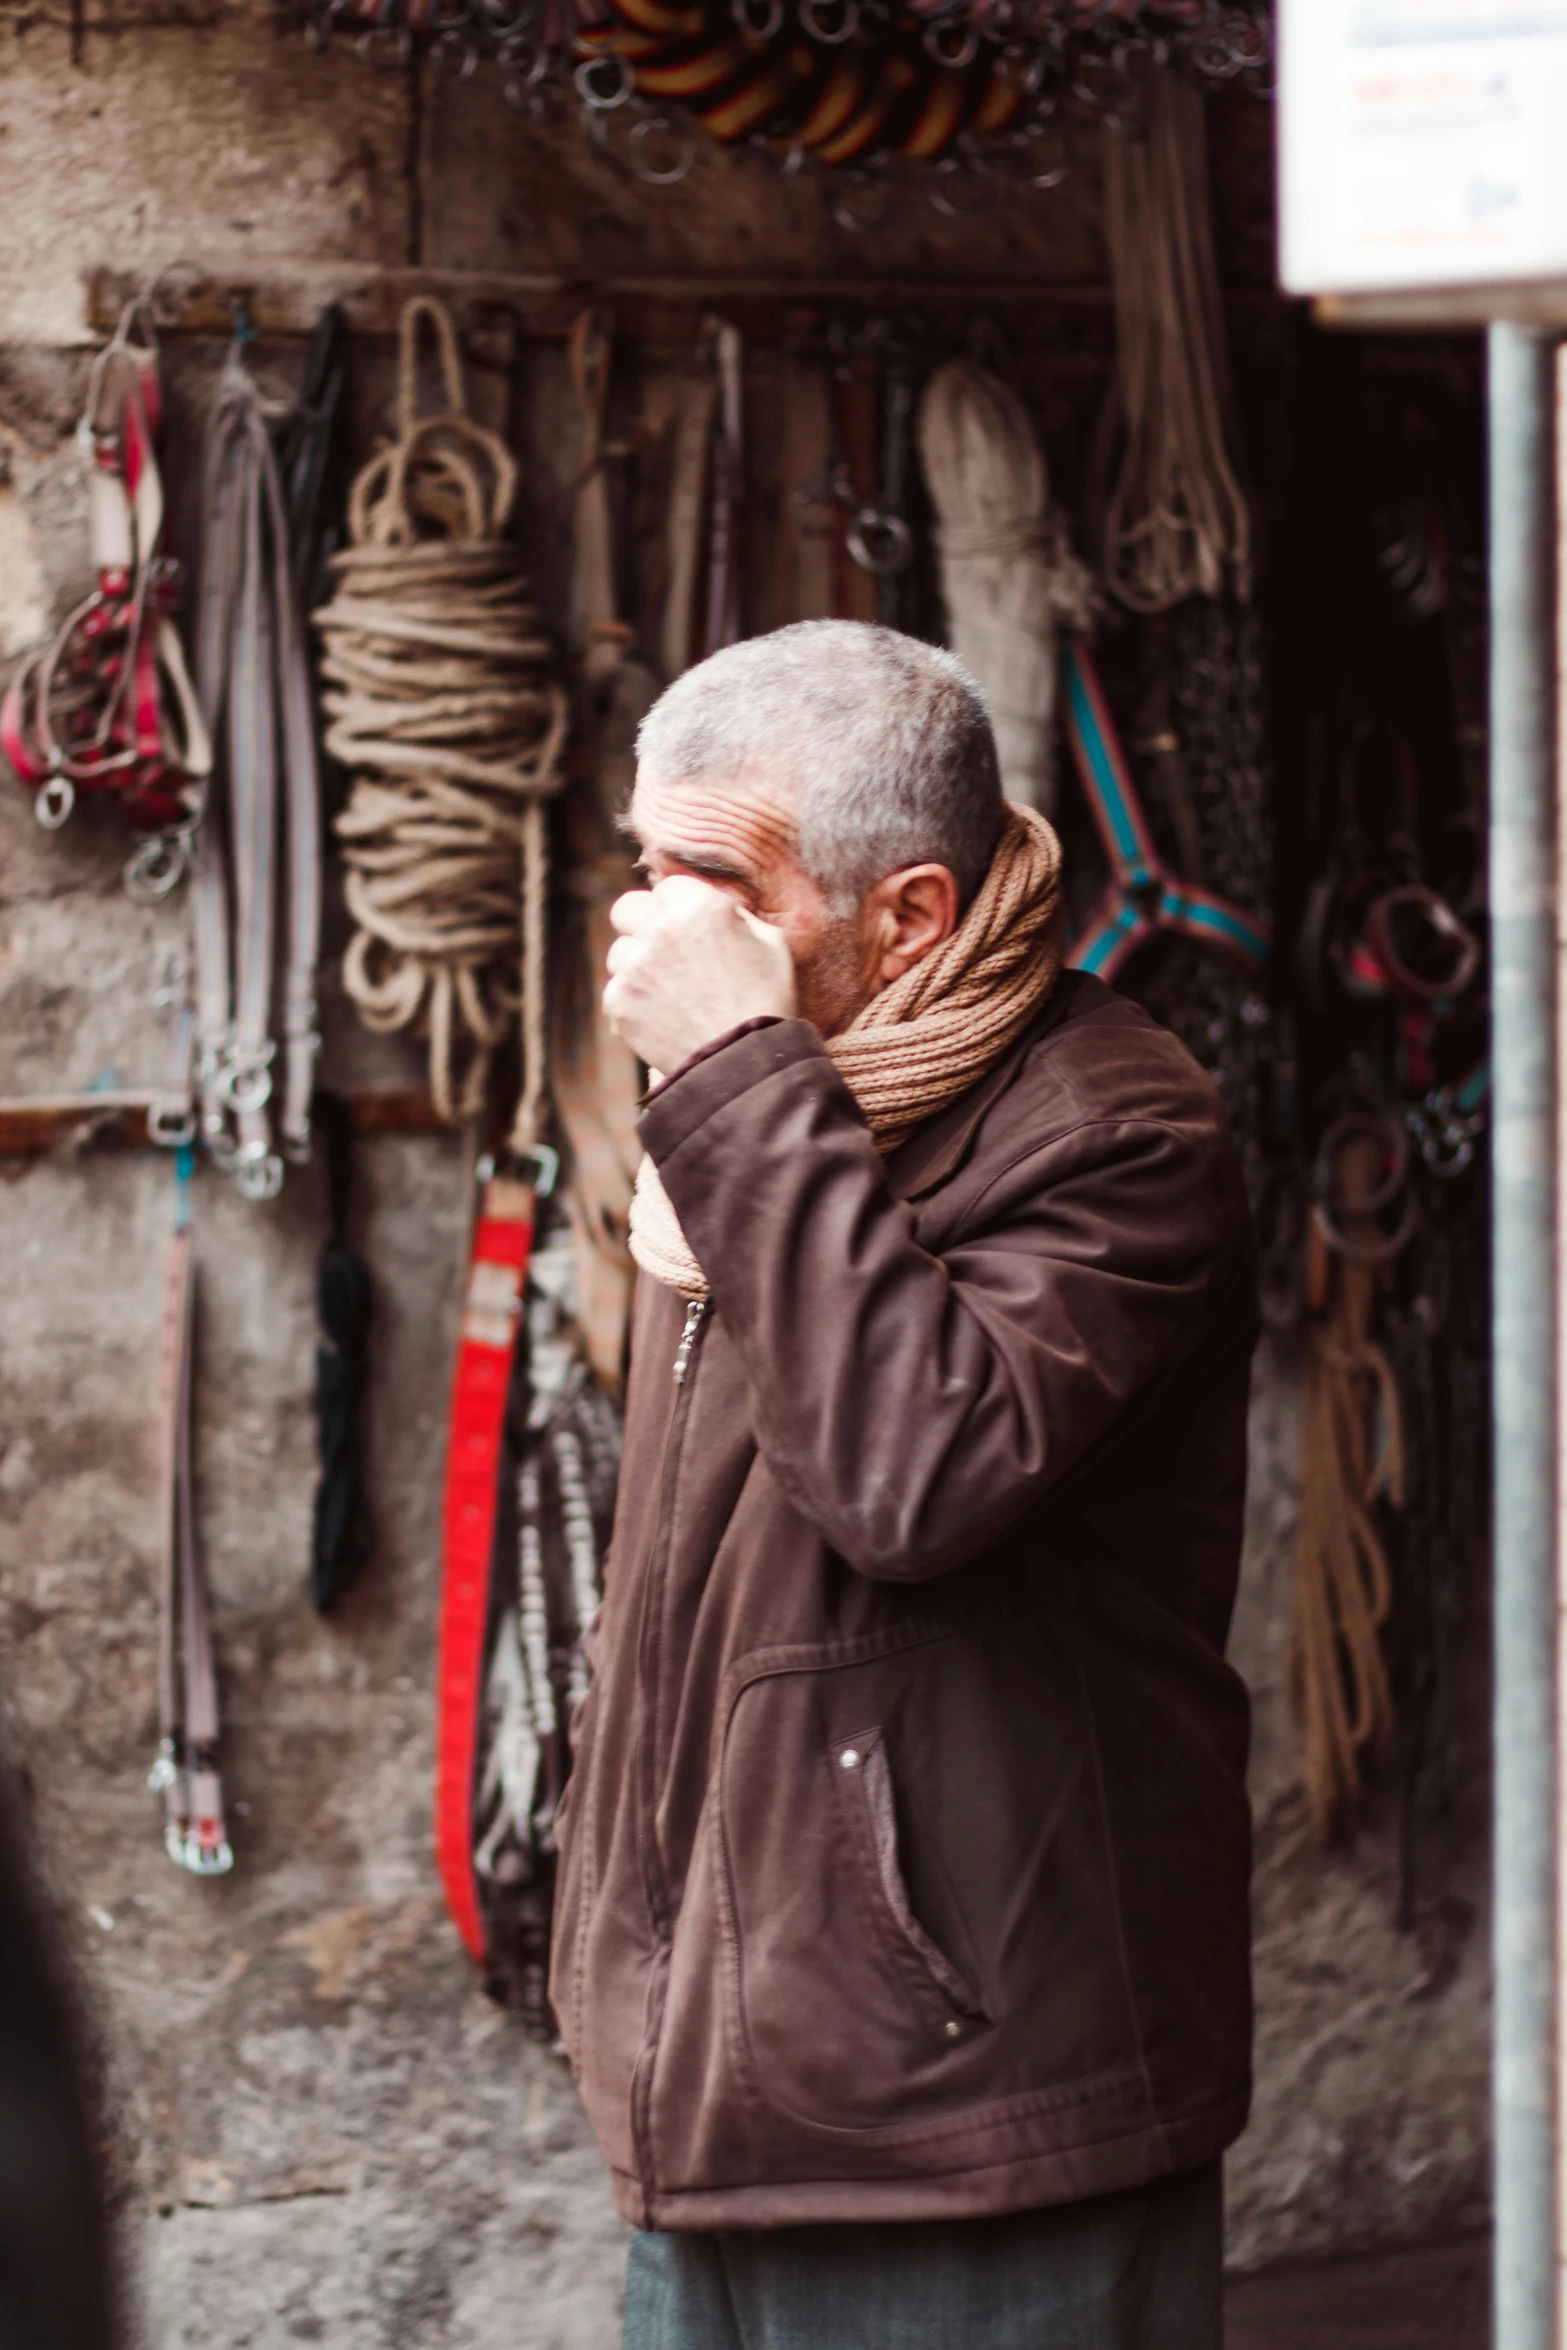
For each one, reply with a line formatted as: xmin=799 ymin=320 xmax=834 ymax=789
xmin=436 ymin=1152 xmax=555 ymax=1957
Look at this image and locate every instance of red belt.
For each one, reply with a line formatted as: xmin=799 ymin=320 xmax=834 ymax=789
xmin=436 ymin=1145 xmax=557 ymax=1958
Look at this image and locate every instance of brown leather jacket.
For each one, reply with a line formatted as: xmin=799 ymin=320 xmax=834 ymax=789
xmin=551 ymin=972 xmax=1256 ymax=2231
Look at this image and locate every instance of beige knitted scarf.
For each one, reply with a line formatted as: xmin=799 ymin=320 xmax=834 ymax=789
xmin=628 ymin=800 xmax=1065 ymax=1300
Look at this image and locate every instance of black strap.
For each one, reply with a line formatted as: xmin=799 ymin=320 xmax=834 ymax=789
xmin=311 ymin=1089 xmax=374 ymax=1613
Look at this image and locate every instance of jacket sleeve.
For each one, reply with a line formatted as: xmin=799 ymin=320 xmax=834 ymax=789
xmin=639 ymin=1017 xmax=1250 ymax=1583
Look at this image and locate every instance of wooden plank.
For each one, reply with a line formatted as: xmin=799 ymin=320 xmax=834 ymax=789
xmin=0 ymin=1087 xmax=449 ymax=1156
xmin=86 ymin=262 xmax=1130 ymax=346
xmin=1314 ymin=282 xmax=1567 ymax=333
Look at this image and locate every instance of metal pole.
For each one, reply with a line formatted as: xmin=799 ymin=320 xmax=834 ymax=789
xmin=1490 ymin=318 xmax=1558 ymax=2350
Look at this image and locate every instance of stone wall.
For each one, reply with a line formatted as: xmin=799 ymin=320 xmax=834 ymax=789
xmin=0 ymin=13 xmax=1490 ymax=2344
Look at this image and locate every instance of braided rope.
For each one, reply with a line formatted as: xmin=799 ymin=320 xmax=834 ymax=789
xmin=315 ymin=298 xmax=566 ymax=1131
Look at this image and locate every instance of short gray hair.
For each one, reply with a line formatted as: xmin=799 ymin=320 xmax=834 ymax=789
xmin=635 ymin=622 xmax=1003 ymax=914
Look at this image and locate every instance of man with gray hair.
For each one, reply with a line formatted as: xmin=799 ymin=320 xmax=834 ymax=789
xmin=551 ymin=621 xmax=1256 ymax=2350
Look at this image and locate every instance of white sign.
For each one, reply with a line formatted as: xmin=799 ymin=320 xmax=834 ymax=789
xmin=1279 ymin=0 xmax=1567 ymax=293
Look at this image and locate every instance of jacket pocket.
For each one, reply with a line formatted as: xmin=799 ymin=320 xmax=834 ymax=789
xmin=715 ymin=1617 xmax=1143 ymax=2137
xmin=833 ymin=1727 xmax=987 ymax=2021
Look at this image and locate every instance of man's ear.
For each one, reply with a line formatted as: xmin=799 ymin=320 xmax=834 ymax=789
xmin=863 ymin=864 xmax=961 ymax=987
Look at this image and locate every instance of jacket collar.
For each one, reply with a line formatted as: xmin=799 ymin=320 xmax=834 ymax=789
xmin=886 ymin=974 xmax=1085 ymax=1204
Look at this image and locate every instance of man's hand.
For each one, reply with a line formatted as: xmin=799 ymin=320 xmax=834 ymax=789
xmin=603 ymin=877 xmax=797 ymax=1076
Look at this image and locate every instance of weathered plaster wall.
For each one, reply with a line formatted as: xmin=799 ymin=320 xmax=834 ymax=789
xmin=0 ymin=11 xmax=1489 ymax=2345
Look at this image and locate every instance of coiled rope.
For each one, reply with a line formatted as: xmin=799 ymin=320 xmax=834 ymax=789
xmin=1097 ymin=72 xmax=1251 ymax=613
xmin=315 ymin=298 xmax=568 ymax=1135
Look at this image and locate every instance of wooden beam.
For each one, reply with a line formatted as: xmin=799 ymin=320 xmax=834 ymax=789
xmin=1314 ymin=282 xmax=1567 ymax=334
xmin=86 ymin=263 xmax=1127 ymax=346
xmin=0 ymin=1087 xmax=449 ymax=1157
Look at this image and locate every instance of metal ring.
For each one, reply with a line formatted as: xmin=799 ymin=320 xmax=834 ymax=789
xmin=1190 ymin=31 xmax=1245 ymax=80
xmin=219 ymin=1056 xmax=275 ymax=1115
xmin=1313 ymin=1109 xmax=1409 ymax=1220
xmin=234 ymin=1149 xmax=284 ymax=1203
xmin=1310 ymin=1189 xmax=1420 ymax=1270
xmin=629 ymin=110 xmax=698 ymax=183
xmin=846 ymin=507 xmax=913 ymax=577
xmin=799 ymin=0 xmax=858 ymax=43
xmin=575 ymin=52 xmax=635 ymax=108
xmin=928 ymin=151 xmax=995 ymax=220
xmin=1015 ymin=123 xmax=1068 ymax=188
xmin=829 ymin=168 xmax=889 ymax=234
xmin=732 ymin=0 xmax=783 ymax=37
xmin=355 ymin=21 xmax=413 ymax=68
xmin=433 ymin=28 xmax=479 ymax=76
xmin=123 ymin=831 xmax=191 ymax=904
xmin=923 ymin=16 xmax=976 ymax=67
xmin=34 ymin=774 xmax=75 ymax=831
xmin=502 ymin=42 xmax=553 ymax=103
xmin=1364 ymin=884 xmax=1482 ymax=1004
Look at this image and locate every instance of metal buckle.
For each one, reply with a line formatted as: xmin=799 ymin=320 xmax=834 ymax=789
xmin=165 ymin=1824 xmax=235 ymax=1877
xmin=148 ymin=1101 xmax=198 ymax=1149
xmin=477 ymin=1141 xmax=559 ymax=1198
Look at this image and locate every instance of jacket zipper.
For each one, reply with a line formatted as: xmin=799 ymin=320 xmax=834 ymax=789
xmin=672 ymin=1299 xmax=704 ymax=1384
xmin=627 ymin=1296 xmax=708 ymax=2205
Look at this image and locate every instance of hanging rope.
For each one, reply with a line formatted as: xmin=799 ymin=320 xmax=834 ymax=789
xmin=1289 ymin=1128 xmax=1406 ymax=1838
xmin=1096 ymin=71 xmax=1252 ymax=614
xmin=315 ymin=297 xmax=568 ymax=1131
xmin=918 ymin=357 xmax=1096 ymax=815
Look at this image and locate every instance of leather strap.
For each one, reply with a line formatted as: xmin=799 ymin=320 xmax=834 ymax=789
xmin=556 ymin=308 xmax=654 ymax=1396
xmin=149 ymin=1159 xmax=232 ymax=1876
xmin=436 ymin=1161 xmax=553 ymax=1957
xmin=1063 ymin=635 xmax=1271 ymax=979
xmin=193 ymin=352 xmax=323 ymax=1195
xmin=836 ymin=346 xmax=880 ymax=625
xmin=662 ymin=351 xmax=719 ymax=681
xmin=776 ymin=338 xmax=836 ymax=624
xmin=703 ymin=320 xmax=744 ymax=656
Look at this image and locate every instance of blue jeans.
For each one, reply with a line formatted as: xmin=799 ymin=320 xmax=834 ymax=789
xmin=624 ymin=2163 xmax=1222 ymax=2350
